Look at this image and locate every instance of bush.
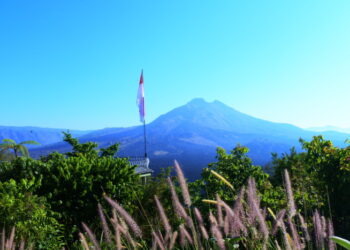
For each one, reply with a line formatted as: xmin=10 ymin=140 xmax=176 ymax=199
xmin=191 ymin=145 xmax=286 ymax=211
xmin=0 ymin=179 xmax=63 ymax=249
xmin=0 ymin=133 xmax=143 ymax=245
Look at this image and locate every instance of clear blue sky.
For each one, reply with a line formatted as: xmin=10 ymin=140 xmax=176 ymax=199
xmin=1 ymin=0 xmax=349 ymax=130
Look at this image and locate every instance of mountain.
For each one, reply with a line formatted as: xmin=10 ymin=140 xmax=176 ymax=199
xmin=30 ymin=98 xmax=350 ymax=180
xmin=0 ymin=126 xmax=91 ymax=147
xmin=308 ymin=126 xmax=350 ymax=134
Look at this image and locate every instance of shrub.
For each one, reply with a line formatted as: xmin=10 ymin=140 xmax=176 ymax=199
xmin=0 ymin=133 xmax=142 ymax=245
xmin=191 ymin=145 xmax=286 ymax=212
xmin=0 ymin=179 xmax=63 ymax=249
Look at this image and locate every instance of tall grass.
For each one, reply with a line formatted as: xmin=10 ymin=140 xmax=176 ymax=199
xmin=81 ymin=162 xmax=335 ymax=249
xmin=0 ymin=227 xmax=27 ymax=250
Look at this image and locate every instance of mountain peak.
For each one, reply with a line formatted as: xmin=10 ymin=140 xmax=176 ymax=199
xmin=151 ymin=98 xmax=305 ymax=136
xmin=187 ymin=98 xmax=208 ymax=105
xmin=186 ymin=98 xmax=228 ymax=108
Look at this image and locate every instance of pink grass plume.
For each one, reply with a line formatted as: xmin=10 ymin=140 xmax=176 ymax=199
xmin=104 ymin=196 xmax=142 ymax=237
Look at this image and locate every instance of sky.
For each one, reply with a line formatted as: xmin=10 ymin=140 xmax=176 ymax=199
xmin=1 ymin=0 xmax=350 ymax=130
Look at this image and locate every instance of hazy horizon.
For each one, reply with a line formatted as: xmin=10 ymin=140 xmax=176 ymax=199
xmin=1 ymin=1 xmax=350 ymax=130
xmin=1 ymin=98 xmax=350 ymax=132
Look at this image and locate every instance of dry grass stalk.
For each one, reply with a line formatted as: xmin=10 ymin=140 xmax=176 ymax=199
xmin=213 ymin=226 xmax=226 ymax=250
xmin=216 ymin=194 xmax=224 ymax=227
xmin=229 ymin=188 xmax=247 ymax=236
xmin=79 ymin=232 xmax=90 ymax=250
xmin=233 ymin=187 xmax=245 ymax=214
xmin=110 ymin=208 xmax=122 ymax=250
xmin=117 ymin=224 xmax=136 ymax=248
xmin=154 ymin=195 xmax=171 ymax=233
xmin=275 ymin=240 xmax=282 ymax=250
xmin=110 ymin=218 xmax=122 ymax=250
xmin=168 ymin=231 xmax=178 ymax=249
xmin=247 ymin=178 xmax=269 ymax=240
xmin=104 ymin=196 xmax=142 ymax=237
xmin=288 ymin=217 xmax=301 ymax=250
xmin=82 ymin=222 xmax=101 ymax=250
xmin=194 ymin=207 xmax=204 ymax=225
xmin=167 ymin=177 xmax=194 ymax=229
xmin=179 ymin=224 xmax=193 ymax=247
xmin=5 ymin=227 xmax=15 ymax=250
xmin=209 ymin=210 xmax=225 ymax=249
xmin=157 ymin=230 xmax=165 ymax=244
xmin=1 ymin=228 xmax=5 ymax=250
xmin=98 ymin=203 xmax=112 ymax=244
xmin=194 ymin=207 xmax=209 ymax=240
xmin=18 ymin=240 xmax=25 ymax=250
xmin=230 ymin=214 xmax=246 ymax=237
xmin=172 ymin=163 xmax=200 ymax=248
xmin=209 ymin=211 xmax=218 ymax=226
xmin=284 ymin=169 xmax=296 ymax=218
xmin=313 ymin=210 xmax=324 ymax=249
xmin=174 ymin=160 xmax=192 ymax=207
xmin=321 ymin=216 xmax=327 ymax=238
xmin=220 ymin=200 xmax=235 ymax=218
xmin=272 ymin=209 xmax=286 ymax=235
xmin=168 ymin=178 xmax=187 ymax=217
xmin=271 ymin=209 xmax=291 ymax=250
xmin=152 ymin=231 xmax=165 ymax=250
xmin=327 ymin=219 xmax=335 ymax=250
xmin=297 ymin=213 xmax=310 ymax=242
xmin=224 ymin=215 xmax=230 ymax=236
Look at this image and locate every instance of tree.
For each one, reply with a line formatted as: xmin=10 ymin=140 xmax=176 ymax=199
xmin=271 ymin=136 xmax=350 ymax=238
xmin=191 ymin=145 xmax=285 ymax=211
xmin=300 ymin=136 xmax=350 ymax=237
xmin=0 ymin=139 xmax=40 ymax=158
xmin=270 ymin=147 xmax=324 ymax=215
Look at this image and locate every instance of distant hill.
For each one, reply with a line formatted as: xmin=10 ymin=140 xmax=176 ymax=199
xmin=0 ymin=126 xmax=91 ymax=147
xmin=308 ymin=126 xmax=350 ymax=134
xmin=29 ymin=98 xmax=350 ymax=180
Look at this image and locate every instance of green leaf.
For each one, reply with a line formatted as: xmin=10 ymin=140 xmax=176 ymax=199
xmin=20 ymin=140 xmax=40 ymax=145
xmin=330 ymin=236 xmax=350 ymax=249
xmin=19 ymin=145 xmax=30 ymax=157
xmin=2 ymin=139 xmax=16 ymax=144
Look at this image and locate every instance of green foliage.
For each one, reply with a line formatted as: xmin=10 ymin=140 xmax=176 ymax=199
xmin=2 ymin=133 xmax=350 ymax=247
xmin=0 ymin=179 xmax=63 ymax=249
xmin=39 ymin=152 xmax=141 ymax=236
xmin=191 ymin=145 xmax=285 ymax=211
xmin=138 ymin=168 xmax=180 ymax=233
xmin=0 ymin=139 xmax=40 ymax=158
xmin=100 ymin=143 xmax=120 ymax=157
xmin=0 ymin=133 xmax=142 ymax=245
xmin=63 ymin=132 xmax=99 ymax=158
xmin=271 ymin=135 xmax=350 ymax=237
xmin=330 ymin=236 xmax=350 ymax=249
xmin=270 ymin=147 xmax=324 ymax=214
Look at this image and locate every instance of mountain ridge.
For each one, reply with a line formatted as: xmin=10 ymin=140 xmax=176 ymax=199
xmin=2 ymin=99 xmax=349 ymax=180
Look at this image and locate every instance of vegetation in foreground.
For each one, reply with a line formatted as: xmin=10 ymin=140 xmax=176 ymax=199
xmin=81 ymin=162 xmax=335 ymax=249
xmin=0 ymin=134 xmax=349 ymax=249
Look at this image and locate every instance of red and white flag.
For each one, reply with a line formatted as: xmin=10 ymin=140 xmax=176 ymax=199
xmin=136 ymin=70 xmax=145 ymax=122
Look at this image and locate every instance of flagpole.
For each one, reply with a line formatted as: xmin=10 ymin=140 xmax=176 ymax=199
xmin=143 ymin=119 xmax=148 ymax=158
